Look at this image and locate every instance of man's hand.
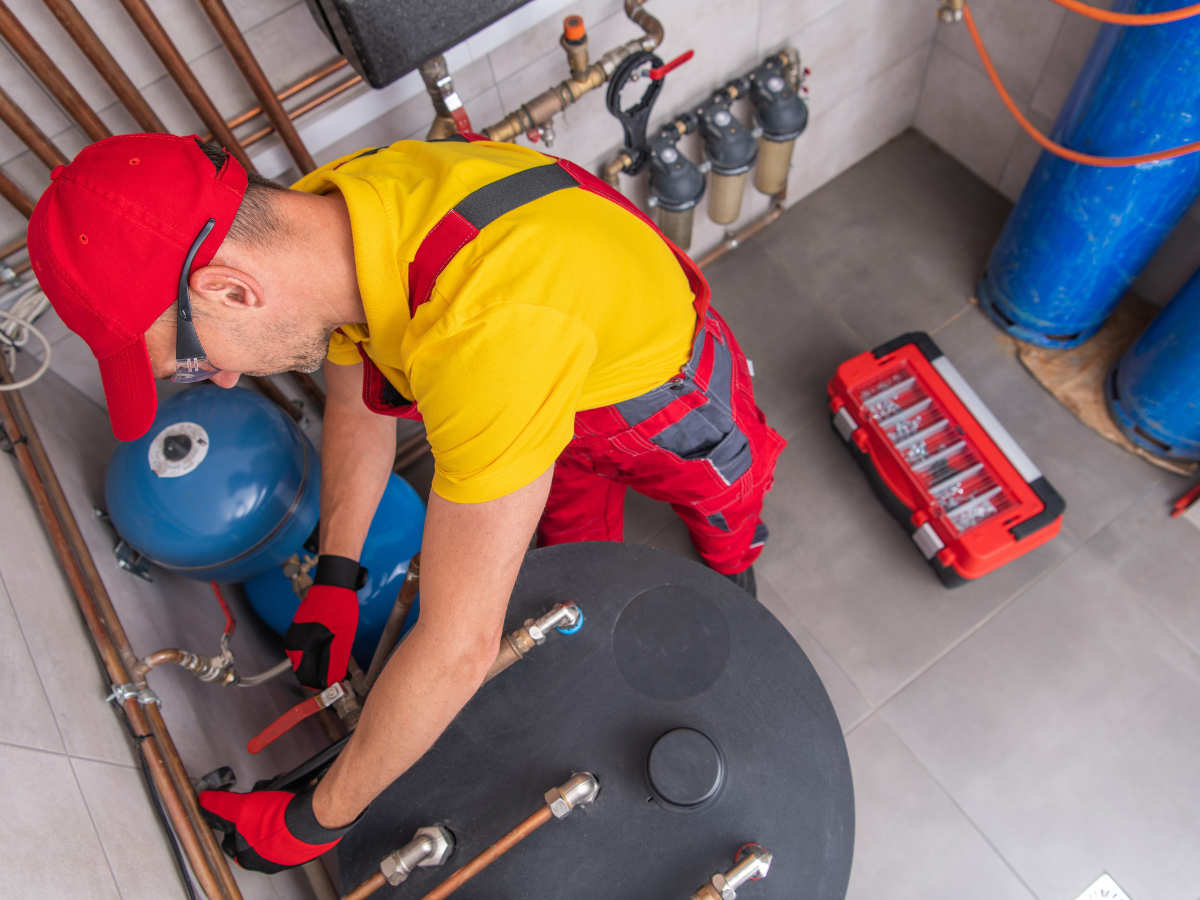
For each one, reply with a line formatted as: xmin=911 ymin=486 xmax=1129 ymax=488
xmin=283 ymin=554 xmax=364 ymax=689
xmin=310 ymin=466 xmax=554 ymax=829
xmin=199 ymin=785 xmax=357 ymax=873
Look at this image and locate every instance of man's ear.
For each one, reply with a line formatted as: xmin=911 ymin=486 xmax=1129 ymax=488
xmin=190 ymin=265 xmax=265 ymax=310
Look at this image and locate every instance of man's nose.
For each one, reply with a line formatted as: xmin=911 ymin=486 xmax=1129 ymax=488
xmin=211 ymin=372 xmax=242 ymax=389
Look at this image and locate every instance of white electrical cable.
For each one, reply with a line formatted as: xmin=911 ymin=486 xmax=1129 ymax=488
xmin=0 ymin=306 xmax=51 ymax=390
xmin=235 ymin=657 xmax=291 ymax=686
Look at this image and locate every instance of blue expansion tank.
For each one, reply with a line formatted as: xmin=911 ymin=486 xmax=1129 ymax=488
xmin=976 ymin=1 xmax=1200 ymax=348
xmin=243 ymin=472 xmax=425 ymax=664
xmin=1107 ymin=267 xmax=1200 ymax=460
xmin=106 ymin=385 xmax=321 ymax=583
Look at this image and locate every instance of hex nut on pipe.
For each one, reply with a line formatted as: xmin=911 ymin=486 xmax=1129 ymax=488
xmin=380 ymin=826 xmax=454 ymax=886
xmin=545 ymin=772 xmax=599 ymax=818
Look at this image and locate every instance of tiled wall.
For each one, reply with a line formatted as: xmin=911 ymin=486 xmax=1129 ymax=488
xmin=912 ymin=2 xmax=1200 ymax=305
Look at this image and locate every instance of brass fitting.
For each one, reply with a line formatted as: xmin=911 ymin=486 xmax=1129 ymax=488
xmin=602 ymin=152 xmax=633 ymax=188
xmin=938 ymin=0 xmax=965 ymax=23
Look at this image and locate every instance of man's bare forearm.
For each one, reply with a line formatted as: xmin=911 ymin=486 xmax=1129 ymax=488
xmin=311 ymin=467 xmax=553 ymax=828
xmin=319 ymin=360 xmax=396 ymax=559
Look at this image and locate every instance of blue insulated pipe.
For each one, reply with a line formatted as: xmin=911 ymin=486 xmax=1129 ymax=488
xmin=1107 ymin=267 xmax=1200 ymax=460
xmin=977 ymin=0 xmax=1200 ymax=348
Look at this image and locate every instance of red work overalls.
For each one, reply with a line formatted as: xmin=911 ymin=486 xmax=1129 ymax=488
xmin=342 ymin=135 xmax=785 ymax=575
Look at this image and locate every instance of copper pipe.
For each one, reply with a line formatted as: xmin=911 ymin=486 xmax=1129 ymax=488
xmin=38 ymin=0 xmax=166 ymax=133
xmin=137 ymin=648 xmax=190 ymax=673
xmin=193 ymin=0 xmax=314 ymax=173
xmin=0 ymin=236 xmax=27 ymax=258
xmin=362 ymin=552 xmax=420 ymax=692
xmin=6 ymin=260 xmax=31 ymax=278
xmin=0 ymin=1 xmax=110 ymax=142
xmin=114 ymin=0 xmax=253 ymax=172
xmin=342 ymin=871 xmax=386 ymax=900
xmin=694 ymin=197 xmax=786 ymax=269
xmin=239 ymin=74 xmax=362 ymax=148
xmin=0 ymin=358 xmax=235 ymax=900
xmin=482 ymin=1 xmax=660 ymax=143
xmin=290 ymin=371 xmax=326 ymax=412
xmin=416 ymin=806 xmax=553 ymax=900
xmin=0 ymin=85 xmax=69 ymax=168
xmin=601 ymin=152 xmax=632 ymax=189
xmin=248 ymin=375 xmax=302 ymax=421
xmin=0 ymin=168 xmax=34 ymax=217
xmin=227 ymin=58 xmax=348 ymax=130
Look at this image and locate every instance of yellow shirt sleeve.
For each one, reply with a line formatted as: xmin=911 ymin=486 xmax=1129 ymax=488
xmin=412 ymin=303 xmax=597 ymax=504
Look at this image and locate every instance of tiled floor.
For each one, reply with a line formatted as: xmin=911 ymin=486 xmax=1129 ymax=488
xmin=3 ymin=129 xmax=1199 ymax=899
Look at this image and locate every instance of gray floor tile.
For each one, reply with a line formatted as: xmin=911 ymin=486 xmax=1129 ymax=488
xmin=642 ymin=516 xmax=705 ymax=565
xmin=0 ymin=578 xmax=64 ymax=754
xmin=844 ymin=716 xmax=1035 ymax=900
xmin=880 ymin=548 xmax=1200 ymax=900
xmin=932 ymin=306 xmax=1180 ymax=544
xmin=1088 ymin=479 xmax=1200 ymax=657
xmin=0 ymin=453 xmax=137 ymax=767
xmin=72 ymin=757 xmax=189 ymax=900
xmin=757 ymin=571 xmax=872 ymax=732
xmin=623 ymin=487 xmax=679 ymax=545
xmin=705 ymin=241 xmax=867 ymax=441
xmin=757 ymin=419 xmax=1073 ymax=706
xmin=758 ymin=131 xmax=1012 ymax=349
xmin=0 ymin=742 xmax=120 ymax=899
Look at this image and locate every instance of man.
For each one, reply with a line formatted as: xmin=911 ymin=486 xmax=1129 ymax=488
xmin=27 ymin=132 xmax=784 ymax=871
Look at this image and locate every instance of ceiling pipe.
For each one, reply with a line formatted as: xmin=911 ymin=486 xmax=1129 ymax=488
xmin=0 ymin=85 xmax=68 ymax=169
xmin=0 ymin=169 xmax=34 ymax=217
xmin=193 ymin=0 xmax=315 ymax=173
xmin=0 ymin=0 xmax=110 ymax=142
xmin=113 ymin=0 xmax=254 ymax=171
xmin=38 ymin=0 xmax=167 ymax=133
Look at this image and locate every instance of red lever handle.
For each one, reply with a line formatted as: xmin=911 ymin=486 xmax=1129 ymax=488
xmin=247 ymin=683 xmax=344 ymax=754
xmin=649 ymin=50 xmax=693 ymax=81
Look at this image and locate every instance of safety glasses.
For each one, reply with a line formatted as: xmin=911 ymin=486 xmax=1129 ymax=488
xmin=172 ymin=218 xmax=221 ymax=383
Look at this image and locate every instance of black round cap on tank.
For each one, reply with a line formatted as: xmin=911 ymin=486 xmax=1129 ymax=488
xmin=647 ymin=727 xmax=726 ymax=813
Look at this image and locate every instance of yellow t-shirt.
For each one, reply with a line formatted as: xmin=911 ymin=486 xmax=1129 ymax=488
xmin=292 ymin=139 xmax=696 ymax=504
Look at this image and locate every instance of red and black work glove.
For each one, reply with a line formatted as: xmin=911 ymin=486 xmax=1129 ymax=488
xmin=199 ymin=785 xmax=357 ymax=873
xmin=283 ymin=554 xmax=365 ymax=690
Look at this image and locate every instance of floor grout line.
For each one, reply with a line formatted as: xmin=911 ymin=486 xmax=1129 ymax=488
xmin=66 ymin=755 xmax=130 ymax=900
xmin=888 ymin=722 xmax=1045 ymax=900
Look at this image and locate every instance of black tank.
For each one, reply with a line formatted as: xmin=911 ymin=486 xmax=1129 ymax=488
xmin=337 ymin=542 xmax=854 ymax=899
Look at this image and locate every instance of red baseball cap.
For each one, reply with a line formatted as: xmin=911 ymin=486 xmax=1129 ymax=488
xmin=27 ymin=133 xmax=248 ymax=441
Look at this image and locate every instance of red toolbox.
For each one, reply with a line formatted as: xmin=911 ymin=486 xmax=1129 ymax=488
xmin=827 ymin=332 xmax=1065 ymax=586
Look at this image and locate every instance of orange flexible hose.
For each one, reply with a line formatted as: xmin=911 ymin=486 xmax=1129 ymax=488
xmin=1044 ymin=0 xmax=1200 ymax=25
xmin=963 ymin=2 xmax=1200 ymax=167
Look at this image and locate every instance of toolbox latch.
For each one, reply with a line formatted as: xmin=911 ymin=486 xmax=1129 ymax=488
xmin=832 ymin=407 xmax=859 ymax=441
xmin=911 ymin=523 xmax=945 ymax=560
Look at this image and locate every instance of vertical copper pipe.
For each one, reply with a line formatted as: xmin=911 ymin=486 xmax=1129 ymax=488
xmin=0 ymin=0 xmax=111 ymax=142
xmin=362 ymin=552 xmax=420 ymax=691
xmin=113 ymin=0 xmax=254 ymax=171
xmin=341 ymin=871 xmax=386 ymax=900
xmin=0 ymin=168 xmax=34 ymax=217
xmin=38 ymin=0 xmax=166 ymax=133
xmin=226 ymin=58 xmax=348 ymax=131
xmin=290 ymin=371 xmax=325 ymax=412
xmin=192 ymin=0 xmax=314 ymax=173
xmin=0 ymin=355 xmax=244 ymax=900
xmin=0 ymin=369 xmax=231 ymax=900
xmin=239 ymin=74 xmax=361 ymax=148
xmin=0 ymin=85 xmax=69 ymax=168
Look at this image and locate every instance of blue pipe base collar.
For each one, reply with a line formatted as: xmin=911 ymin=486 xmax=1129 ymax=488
xmin=1105 ymin=364 xmax=1200 ymax=463
xmin=976 ymin=274 xmax=1104 ymax=349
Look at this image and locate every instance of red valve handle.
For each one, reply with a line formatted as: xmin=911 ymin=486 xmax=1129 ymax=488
xmin=649 ymin=49 xmax=693 ymax=81
xmin=247 ymin=683 xmax=344 ymax=754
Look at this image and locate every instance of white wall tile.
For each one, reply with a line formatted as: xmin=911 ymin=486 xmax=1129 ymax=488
xmin=0 ymin=743 xmax=121 ymax=899
xmin=140 ymin=0 xmax=223 ymax=64
xmin=241 ymin=1 xmax=342 ymax=93
xmin=68 ymin=0 xmax=173 ymax=90
xmin=934 ymin=0 xmax=1066 ymax=105
xmin=1029 ymin=9 xmax=1104 ymax=121
xmin=994 ymin=107 xmax=1053 ymax=201
xmin=915 ymin=42 xmax=1021 ymax=186
xmin=793 ymin=0 xmax=937 ymax=118
xmin=1132 ymin=213 xmax=1200 ymax=306
xmin=486 ymin=0 xmax=626 ymax=84
xmin=758 ymin=0 xmax=852 ymax=53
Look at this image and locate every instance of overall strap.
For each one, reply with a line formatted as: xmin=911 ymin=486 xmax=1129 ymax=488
xmin=408 ymin=161 xmax=578 ymax=316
